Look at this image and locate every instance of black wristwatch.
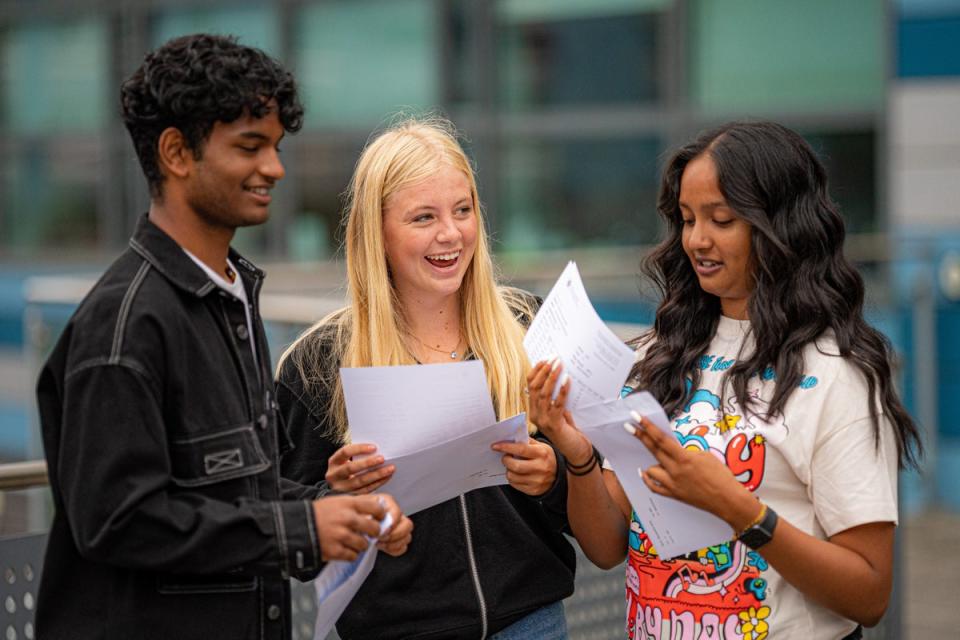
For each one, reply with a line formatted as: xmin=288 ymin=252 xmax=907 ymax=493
xmin=737 ymin=504 xmax=779 ymax=550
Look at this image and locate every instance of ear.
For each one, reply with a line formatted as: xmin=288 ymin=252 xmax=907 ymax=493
xmin=156 ymin=127 xmax=193 ymax=181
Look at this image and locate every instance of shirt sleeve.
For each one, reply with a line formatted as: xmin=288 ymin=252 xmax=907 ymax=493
xmin=57 ymin=360 xmax=322 ymax=581
xmin=810 ymin=411 xmax=899 ymax=536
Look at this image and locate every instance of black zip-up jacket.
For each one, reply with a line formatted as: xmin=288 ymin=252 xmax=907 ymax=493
xmin=36 ymin=215 xmax=324 ymax=640
xmin=276 ymin=294 xmax=577 ymax=640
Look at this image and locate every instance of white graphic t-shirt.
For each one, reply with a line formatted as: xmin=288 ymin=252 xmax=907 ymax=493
xmin=619 ymin=316 xmax=898 ymax=640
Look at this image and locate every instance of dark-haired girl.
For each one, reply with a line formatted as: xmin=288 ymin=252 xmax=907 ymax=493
xmin=528 ymin=121 xmax=922 ymax=639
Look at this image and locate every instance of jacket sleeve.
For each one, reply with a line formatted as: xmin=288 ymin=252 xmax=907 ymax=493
xmin=275 ymin=350 xmax=340 ymax=496
xmin=56 ymin=359 xmax=322 ymax=581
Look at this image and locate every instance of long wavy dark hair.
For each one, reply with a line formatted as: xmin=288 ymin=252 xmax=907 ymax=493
xmin=631 ymin=121 xmax=922 ymax=468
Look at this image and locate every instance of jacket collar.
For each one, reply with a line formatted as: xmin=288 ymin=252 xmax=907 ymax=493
xmin=128 ymin=214 xmax=265 ymax=297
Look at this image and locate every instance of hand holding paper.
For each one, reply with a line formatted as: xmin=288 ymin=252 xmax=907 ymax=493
xmin=339 ymin=360 xmax=529 ymax=515
xmin=571 ymin=392 xmax=732 ymax=559
xmin=312 ymin=509 xmax=396 ymax=640
xmin=523 ymin=261 xmax=634 ymax=408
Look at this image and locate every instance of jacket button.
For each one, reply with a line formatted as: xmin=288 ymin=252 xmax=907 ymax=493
xmin=258 ymin=414 xmax=268 ymax=430
xmin=235 ymin=324 xmax=249 ymax=341
xmin=267 ymin=604 xmax=281 ymax=620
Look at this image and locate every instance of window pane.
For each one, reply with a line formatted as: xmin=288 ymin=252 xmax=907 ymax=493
xmin=3 ymin=139 xmax=102 ymax=252
xmin=692 ymin=0 xmax=884 ymax=113
xmin=499 ymin=0 xmax=669 ymax=22
xmin=497 ymin=137 xmax=661 ymax=250
xmin=1 ymin=18 xmax=108 ymax=133
xmin=804 ymin=130 xmax=877 ymax=233
xmin=151 ymin=6 xmax=279 ymax=54
xmin=294 ymin=0 xmax=438 ymax=128
xmin=498 ymin=9 xmax=659 ymax=109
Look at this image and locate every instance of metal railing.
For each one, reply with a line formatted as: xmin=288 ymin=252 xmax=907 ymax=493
xmin=0 ymin=461 xmax=47 ymax=491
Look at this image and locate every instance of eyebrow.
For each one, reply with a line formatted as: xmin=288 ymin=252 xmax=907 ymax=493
xmin=678 ymin=200 xmax=729 ymax=213
xmin=236 ymin=131 xmax=285 ymax=144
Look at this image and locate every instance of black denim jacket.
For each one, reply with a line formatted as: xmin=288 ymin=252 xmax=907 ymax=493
xmin=36 ymin=215 xmax=323 ymax=640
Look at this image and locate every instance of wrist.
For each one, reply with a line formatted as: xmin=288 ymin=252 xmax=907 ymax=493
xmin=564 ymin=435 xmax=594 ymax=468
xmin=725 ymin=491 xmax=764 ymax=534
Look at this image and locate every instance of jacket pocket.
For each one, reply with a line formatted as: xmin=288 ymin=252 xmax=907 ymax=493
xmin=170 ymin=424 xmax=270 ymax=487
xmin=157 ymin=573 xmax=258 ymax=595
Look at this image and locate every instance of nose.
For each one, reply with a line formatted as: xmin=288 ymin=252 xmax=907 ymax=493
xmin=260 ymin=148 xmax=285 ymax=182
xmin=685 ymin=219 xmax=712 ymax=251
xmin=436 ymin=214 xmax=461 ymax=243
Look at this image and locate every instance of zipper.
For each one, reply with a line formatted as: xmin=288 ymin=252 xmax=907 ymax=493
xmin=459 ymin=494 xmax=488 ymax=639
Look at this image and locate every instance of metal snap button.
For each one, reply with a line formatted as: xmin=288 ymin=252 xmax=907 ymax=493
xmin=267 ymin=604 xmax=281 ymax=620
xmin=236 ymin=324 xmax=249 ymax=340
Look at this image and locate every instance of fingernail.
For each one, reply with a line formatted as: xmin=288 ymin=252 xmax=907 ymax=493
xmin=630 ymin=410 xmax=643 ymax=424
xmin=623 ymin=422 xmax=638 ymax=435
xmin=551 ymin=357 xmax=562 ymax=371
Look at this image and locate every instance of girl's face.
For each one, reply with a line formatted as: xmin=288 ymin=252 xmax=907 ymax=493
xmin=381 ymin=163 xmax=478 ymax=306
xmin=679 ymin=154 xmax=754 ymax=320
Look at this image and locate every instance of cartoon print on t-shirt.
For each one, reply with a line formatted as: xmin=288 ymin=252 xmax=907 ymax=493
xmin=622 ymin=354 xmax=818 ymax=639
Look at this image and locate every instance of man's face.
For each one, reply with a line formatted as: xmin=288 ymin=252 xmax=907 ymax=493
xmin=184 ymin=105 xmax=286 ymax=231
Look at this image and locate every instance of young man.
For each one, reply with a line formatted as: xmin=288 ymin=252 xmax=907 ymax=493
xmin=35 ymin=34 xmax=412 ymax=640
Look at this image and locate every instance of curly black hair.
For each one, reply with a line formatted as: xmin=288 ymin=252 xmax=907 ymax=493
xmin=120 ymin=33 xmax=304 ymax=197
xmin=631 ymin=121 xmax=923 ymax=468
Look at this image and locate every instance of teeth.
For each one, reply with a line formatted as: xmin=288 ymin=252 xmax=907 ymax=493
xmin=246 ymin=187 xmax=269 ymax=196
xmin=427 ymin=251 xmax=460 ymax=261
xmin=698 ymin=259 xmax=720 ymax=267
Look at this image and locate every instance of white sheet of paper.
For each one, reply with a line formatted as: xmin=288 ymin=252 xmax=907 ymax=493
xmin=573 ymin=392 xmax=732 ymax=560
xmin=382 ymin=413 xmax=529 ymax=515
xmin=311 ymin=512 xmax=394 ymax=640
xmin=341 ymin=360 xmax=496 ymax=458
xmin=523 ymin=261 xmax=635 ymax=408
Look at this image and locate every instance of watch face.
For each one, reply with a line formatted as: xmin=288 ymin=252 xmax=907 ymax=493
xmin=739 ymin=527 xmax=772 ymax=550
xmin=739 ymin=507 xmax=778 ymax=550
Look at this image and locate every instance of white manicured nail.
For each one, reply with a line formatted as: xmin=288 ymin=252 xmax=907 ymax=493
xmin=623 ymin=422 xmax=638 ymax=436
xmin=630 ymin=410 xmax=643 ymax=424
xmin=551 ymin=357 xmax=562 ymax=371
xmin=560 ymin=373 xmax=570 ymax=387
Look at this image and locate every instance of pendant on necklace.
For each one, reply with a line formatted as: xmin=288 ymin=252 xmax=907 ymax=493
xmin=450 ymin=351 xmax=458 ymax=359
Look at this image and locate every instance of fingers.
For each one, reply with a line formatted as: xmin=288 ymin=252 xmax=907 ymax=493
xmin=642 ymin=465 xmax=673 ymax=496
xmin=625 ymin=412 xmax=681 ymax=463
xmin=377 ymin=515 xmax=414 ymax=557
xmin=329 ymin=443 xmax=376 ymax=467
xmin=491 ymin=440 xmax=534 ymax=458
xmin=553 ymin=373 xmax=571 ymax=410
xmin=326 ymin=443 xmax=395 ymax=493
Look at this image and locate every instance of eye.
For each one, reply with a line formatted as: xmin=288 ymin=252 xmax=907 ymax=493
xmin=713 ymin=218 xmax=734 ymax=227
xmin=412 ymin=213 xmax=434 ymax=223
xmin=681 ymin=217 xmax=695 ymax=227
xmin=238 ymin=145 xmax=259 ymax=153
xmin=455 ymin=205 xmax=473 ymax=217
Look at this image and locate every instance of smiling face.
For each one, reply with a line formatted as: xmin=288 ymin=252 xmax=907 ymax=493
xmin=382 ymin=163 xmax=478 ymax=305
xmin=679 ymin=154 xmax=754 ymax=319
xmin=183 ymin=105 xmax=286 ymax=231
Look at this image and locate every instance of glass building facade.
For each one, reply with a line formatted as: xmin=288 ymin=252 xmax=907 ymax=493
xmin=0 ymin=0 xmax=888 ymax=263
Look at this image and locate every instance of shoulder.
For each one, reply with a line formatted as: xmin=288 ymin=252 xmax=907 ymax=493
xmin=276 ymin=309 xmax=348 ymax=390
xmin=498 ymin=286 xmax=541 ymax=327
xmin=65 ymin=250 xmax=184 ymax=368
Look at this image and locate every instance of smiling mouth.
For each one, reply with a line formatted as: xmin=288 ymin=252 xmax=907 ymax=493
xmin=425 ymin=250 xmax=461 ymax=268
xmin=693 ymin=257 xmax=723 ymax=274
xmin=244 ymin=186 xmax=272 ymax=200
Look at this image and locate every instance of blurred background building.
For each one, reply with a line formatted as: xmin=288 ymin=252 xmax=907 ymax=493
xmin=0 ymin=0 xmax=958 ymax=637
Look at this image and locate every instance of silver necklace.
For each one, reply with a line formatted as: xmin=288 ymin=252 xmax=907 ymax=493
xmin=415 ymin=331 xmax=463 ymax=360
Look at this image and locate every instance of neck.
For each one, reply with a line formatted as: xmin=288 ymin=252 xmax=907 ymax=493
xmin=398 ymin=290 xmax=463 ymax=353
xmin=149 ymin=201 xmax=235 ymax=281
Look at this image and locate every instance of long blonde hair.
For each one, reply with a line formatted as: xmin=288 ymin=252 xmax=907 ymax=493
xmin=279 ymin=116 xmax=534 ymax=443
